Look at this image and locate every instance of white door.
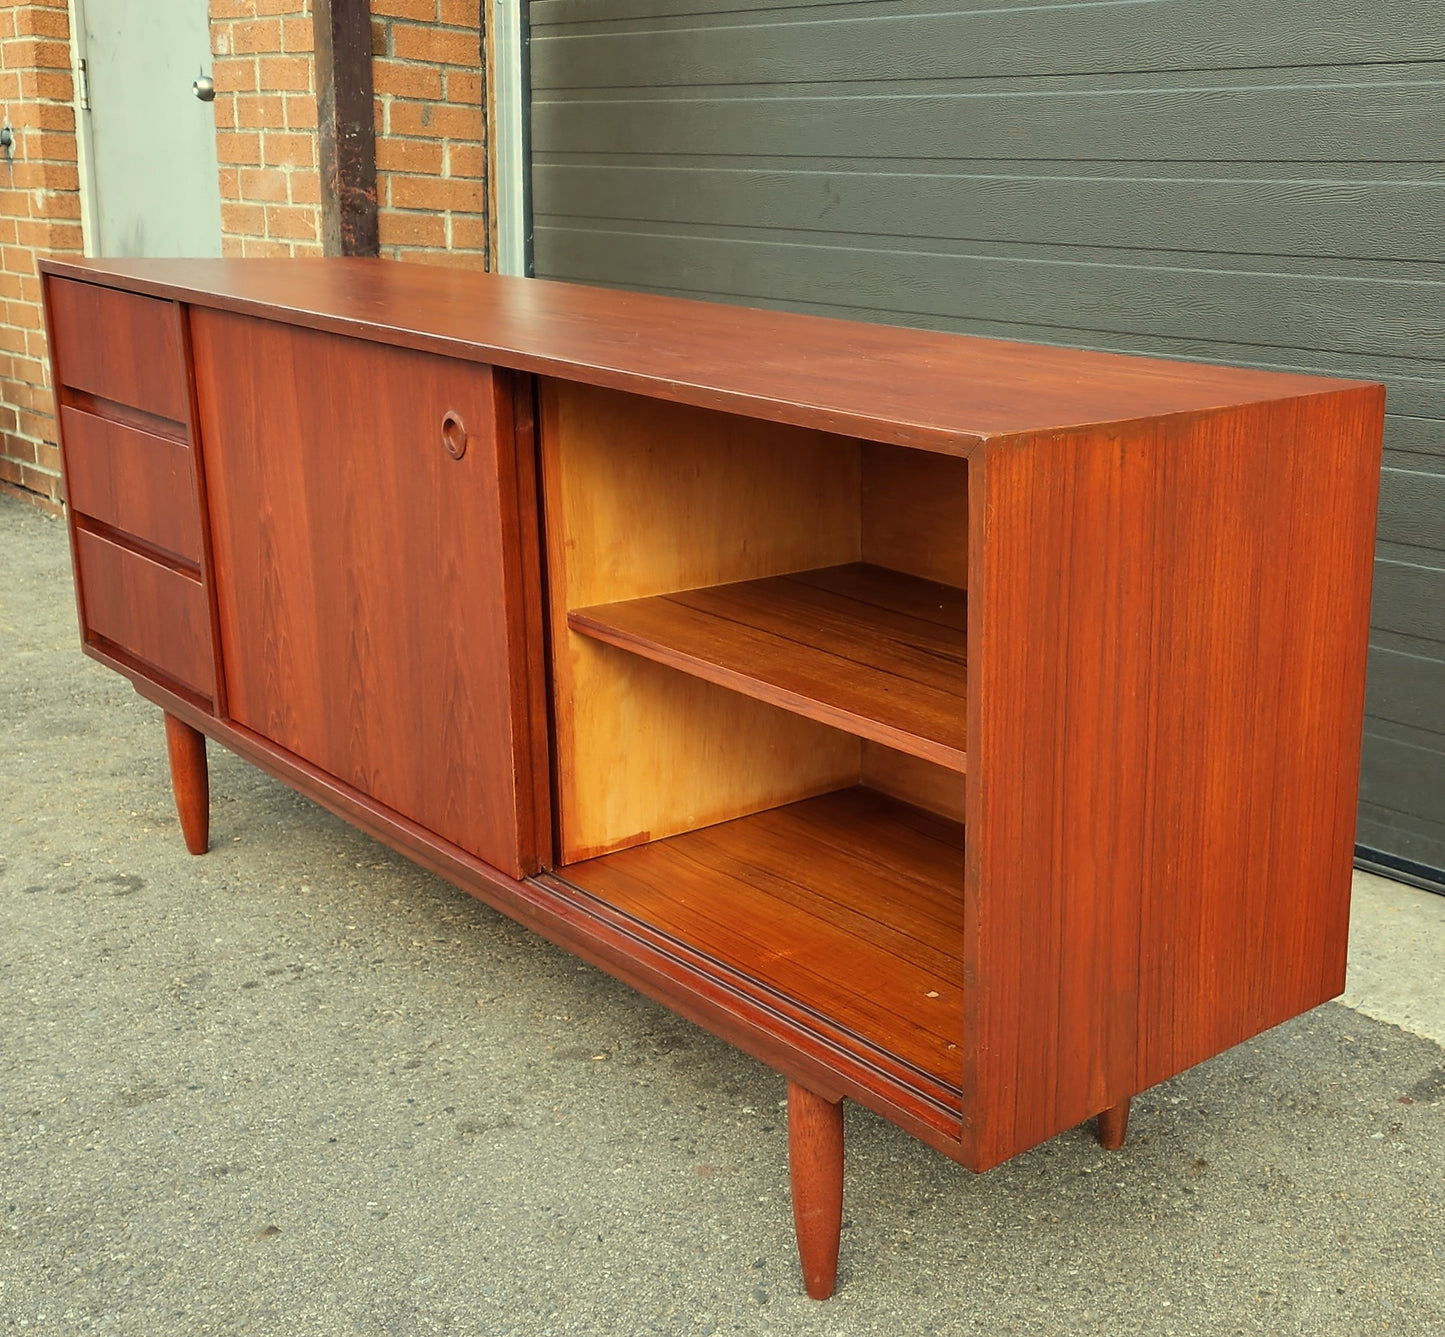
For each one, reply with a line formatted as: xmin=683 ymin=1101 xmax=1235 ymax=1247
xmin=77 ymin=0 xmax=223 ymax=257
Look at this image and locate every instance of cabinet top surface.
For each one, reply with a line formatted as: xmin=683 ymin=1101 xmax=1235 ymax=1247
xmin=42 ymin=256 xmax=1377 ymax=453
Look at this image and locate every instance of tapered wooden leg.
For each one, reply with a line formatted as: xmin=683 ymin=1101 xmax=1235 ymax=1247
xmin=164 ymin=712 xmax=210 ymax=855
xmin=1096 ymin=1097 xmax=1131 ymax=1151
xmin=788 ymin=1079 xmax=844 ymax=1300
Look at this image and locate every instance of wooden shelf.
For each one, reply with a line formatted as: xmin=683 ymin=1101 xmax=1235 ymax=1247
xmin=568 ymin=563 xmax=967 ymax=771
xmin=554 ymin=786 xmax=965 ymax=1090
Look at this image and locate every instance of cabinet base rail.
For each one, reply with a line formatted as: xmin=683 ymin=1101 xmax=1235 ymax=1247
xmin=153 ymin=703 xmax=1140 ymax=1299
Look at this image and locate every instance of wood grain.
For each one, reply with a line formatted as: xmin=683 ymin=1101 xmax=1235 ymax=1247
xmin=861 ymin=743 xmax=965 ymax=824
xmin=964 ymin=385 xmax=1385 ymax=1170
xmin=569 ymin=564 xmax=966 ymax=770
xmin=788 ymin=1081 xmax=844 ymax=1301
xmin=59 ymin=406 xmax=202 ymax=566
xmin=136 ymin=674 xmax=967 ymax=1156
xmin=38 ymin=258 xmax=1373 ymax=455
xmin=164 ymin=712 xmax=210 ymax=855
xmin=557 ymin=787 xmax=965 ymax=1089
xmin=540 ymin=377 xmax=864 ymax=860
xmin=860 ymin=442 xmax=968 ymax=588
xmin=191 ymin=309 xmax=542 ymax=878
xmin=45 ymin=278 xmax=188 ymax=422
xmin=74 ymin=527 xmax=215 ymax=701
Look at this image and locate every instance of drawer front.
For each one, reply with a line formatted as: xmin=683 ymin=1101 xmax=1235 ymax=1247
xmin=47 ymin=279 xmax=188 ymax=423
xmin=61 ymin=406 xmax=202 ymax=565
xmin=75 ymin=528 xmax=215 ymax=700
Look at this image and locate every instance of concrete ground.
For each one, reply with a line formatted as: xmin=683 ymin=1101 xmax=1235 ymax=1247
xmin=2 ymin=492 xmax=1442 ymax=1337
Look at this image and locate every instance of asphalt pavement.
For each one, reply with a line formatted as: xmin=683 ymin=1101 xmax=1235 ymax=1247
xmin=2 ymin=494 xmax=1442 ymax=1336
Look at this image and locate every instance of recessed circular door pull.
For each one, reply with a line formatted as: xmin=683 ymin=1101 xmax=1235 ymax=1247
xmin=441 ymin=409 xmax=467 ymax=460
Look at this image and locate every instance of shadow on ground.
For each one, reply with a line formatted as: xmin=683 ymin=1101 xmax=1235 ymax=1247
xmin=2 ymin=496 xmax=1441 ymax=1336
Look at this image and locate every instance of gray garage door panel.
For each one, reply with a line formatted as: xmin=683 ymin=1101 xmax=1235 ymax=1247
xmin=529 ymin=0 xmax=1445 ymax=887
xmin=533 ymin=166 xmax=1445 ymax=266
xmin=535 ymin=76 xmax=1445 ymax=165
xmin=531 ymin=0 xmax=1445 ymax=78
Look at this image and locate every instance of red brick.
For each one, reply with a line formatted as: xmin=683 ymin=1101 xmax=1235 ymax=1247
xmin=23 ymin=130 xmax=77 ymax=162
xmin=376 ymin=137 xmax=444 ymax=175
xmin=284 ymin=94 xmax=318 ymax=130
xmin=288 ymin=171 xmax=321 ymax=205
xmin=257 ymin=55 xmax=312 ymax=92
xmin=221 ymin=201 xmax=266 ymax=235
xmin=28 ymin=102 xmax=75 ymax=132
xmin=227 ymin=19 xmax=283 ymax=55
xmin=449 ymin=214 xmax=489 ymax=253
xmin=236 ymin=94 xmax=287 ymax=129
xmin=35 ymin=440 xmax=61 ymax=472
xmin=372 ymin=59 xmax=443 ymax=100
xmin=280 ymin=17 xmax=312 ymax=53
xmin=15 ymin=7 xmax=70 ymax=38
xmin=218 ymin=167 xmax=241 ymax=199
xmin=378 ymin=210 xmax=446 ymax=248
xmin=216 ymin=131 xmax=263 ymax=166
xmin=446 ymin=142 xmax=484 ymax=179
xmin=386 ymin=99 xmax=475 ymax=140
xmin=18 ymin=407 xmax=53 ymax=439
xmin=264 ymin=203 xmax=318 ymax=241
xmin=4 ymin=435 xmax=36 ymax=464
xmin=23 ymin=38 xmax=70 ymax=69
xmin=444 ymin=69 xmax=482 ymax=105
xmin=213 ymin=57 xmax=258 ymax=93
xmin=391 ymin=23 xmax=478 ymax=66
xmin=372 ymin=0 xmax=437 ymax=18
xmin=20 ymin=463 xmax=62 ymax=499
xmin=239 ymin=167 xmax=290 ymax=202
xmin=438 ymin=0 xmax=479 ymax=25
xmin=40 ymin=190 xmax=82 ymax=221
xmin=389 ymin=174 xmax=483 ymax=213
xmin=19 ymin=69 xmax=71 ymax=99
xmin=261 ymin=131 xmax=314 ymax=168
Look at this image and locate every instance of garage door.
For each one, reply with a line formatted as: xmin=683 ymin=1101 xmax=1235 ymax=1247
xmin=527 ymin=0 xmax=1445 ymax=891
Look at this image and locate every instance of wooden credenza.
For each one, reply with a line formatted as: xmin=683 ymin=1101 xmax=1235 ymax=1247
xmin=40 ymin=257 xmax=1384 ymax=1298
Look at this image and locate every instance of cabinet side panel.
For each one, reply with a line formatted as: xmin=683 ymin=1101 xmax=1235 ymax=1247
xmin=1132 ymin=388 xmax=1384 ymax=1091
xmin=192 ymin=310 xmax=535 ymax=876
xmin=966 ymin=387 xmax=1384 ymax=1169
xmin=966 ymin=428 xmax=1156 ymax=1167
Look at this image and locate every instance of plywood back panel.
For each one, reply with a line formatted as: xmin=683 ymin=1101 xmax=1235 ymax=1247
xmin=862 ymin=742 xmax=965 ymax=825
xmin=541 ymin=378 xmax=863 ymax=860
xmin=861 ymin=442 xmax=968 ymax=588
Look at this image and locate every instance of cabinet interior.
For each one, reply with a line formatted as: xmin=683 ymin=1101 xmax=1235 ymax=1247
xmin=538 ymin=378 xmax=968 ymax=1093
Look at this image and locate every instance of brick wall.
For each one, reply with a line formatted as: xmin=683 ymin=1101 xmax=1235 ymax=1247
xmin=210 ymin=0 xmax=324 ymax=257
xmin=210 ymin=0 xmax=488 ymax=267
xmin=371 ymin=0 xmax=487 ymax=265
xmin=0 ymin=0 xmax=488 ymax=511
xmin=0 ymin=0 xmax=82 ymax=510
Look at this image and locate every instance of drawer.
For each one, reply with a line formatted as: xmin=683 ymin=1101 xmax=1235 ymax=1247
xmin=47 ymin=278 xmax=189 ymax=423
xmin=75 ymin=527 xmax=215 ymax=701
xmin=61 ymin=406 xmax=202 ymax=565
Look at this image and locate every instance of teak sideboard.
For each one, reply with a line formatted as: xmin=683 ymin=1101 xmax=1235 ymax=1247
xmin=39 ymin=257 xmax=1384 ymax=1299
